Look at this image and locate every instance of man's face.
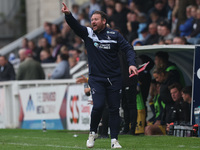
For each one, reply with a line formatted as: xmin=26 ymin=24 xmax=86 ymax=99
xmin=181 ymin=92 xmax=190 ymax=103
xmin=0 ymin=57 xmax=6 ymax=66
xmin=91 ymin=14 xmax=106 ymax=32
xmin=153 ymin=73 xmax=165 ymax=83
xmin=170 ymin=88 xmax=181 ymax=102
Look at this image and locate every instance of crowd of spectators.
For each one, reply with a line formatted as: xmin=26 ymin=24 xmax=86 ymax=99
xmin=0 ymin=0 xmax=195 ymax=137
xmin=1 ymin=0 xmax=199 ymax=81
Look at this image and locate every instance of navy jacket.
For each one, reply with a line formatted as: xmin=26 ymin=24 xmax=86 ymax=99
xmin=65 ymin=13 xmax=136 ymax=78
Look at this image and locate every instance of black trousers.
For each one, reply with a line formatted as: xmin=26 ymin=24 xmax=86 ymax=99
xmin=88 ymin=76 xmax=122 ymax=139
xmin=121 ymin=84 xmax=137 ymax=134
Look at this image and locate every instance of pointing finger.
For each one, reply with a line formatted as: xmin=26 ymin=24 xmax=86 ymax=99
xmin=62 ymin=2 xmax=67 ymax=8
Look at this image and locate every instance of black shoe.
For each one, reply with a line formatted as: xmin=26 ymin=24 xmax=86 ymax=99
xmin=120 ymin=130 xmax=129 ymax=135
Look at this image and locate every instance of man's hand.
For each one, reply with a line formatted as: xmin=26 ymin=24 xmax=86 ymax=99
xmin=61 ymin=2 xmax=70 ymax=15
xmin=129 ymin=65 xmax=138 ymax=75
xmin=76 ymin=75 xmax=88 ymax=83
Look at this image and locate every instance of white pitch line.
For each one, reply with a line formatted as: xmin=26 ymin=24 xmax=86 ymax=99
xmin=0 ymin=142 xmax=87 ymax=149
xmin=0 ymin=142 xmax=110 ymax=150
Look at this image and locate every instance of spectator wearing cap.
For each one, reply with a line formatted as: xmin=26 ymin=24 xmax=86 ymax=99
xmin=17 ymin=49 xmax=45 ymax=80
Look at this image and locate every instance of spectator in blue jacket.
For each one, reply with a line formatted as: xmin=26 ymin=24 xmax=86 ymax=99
xmin=49 ymin=53 xmax=70 ymax=79
xmin=179 ymin=5 xmax=197 ymax=36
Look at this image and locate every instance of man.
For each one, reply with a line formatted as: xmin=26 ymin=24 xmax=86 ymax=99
xmin=154 ymin=51 xmax=185 ymax=86
xmin=181 ymin=86 xmax=192 ymax=122
xmin=18 ymin=48 xmax=27 ymax=62
xmin=144 ymin=22 xmax=159 ymax=45
xmin=17 ymin=49 xmax=45 ymax=80
xmin=0 ymin=55 xmax=15 ymax=81
xmin=62 ymin=2 xmax=137 ymax=149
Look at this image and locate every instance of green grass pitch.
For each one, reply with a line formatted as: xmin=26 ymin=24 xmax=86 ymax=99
xmin=0 ymin=129 xmax=200 ymax=150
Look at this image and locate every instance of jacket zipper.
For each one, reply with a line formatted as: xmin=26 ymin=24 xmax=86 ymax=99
xmin=107 ymin=78 xmax=112 ymax=86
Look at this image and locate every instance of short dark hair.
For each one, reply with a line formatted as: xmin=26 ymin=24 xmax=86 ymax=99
xmin=182 ymin=86 xmax=192 ymax=97
xmin=92 ymin=11 xmax=108 ymax=23
xmin=153 ymin=67 xmax=167 ymax=75
xmin=0 ymin=55 xmax=7 ymax=60
xmin=60 ymin=53 xmax=69 ymax=61
xmin=168 ymin=83 xmax=182 ymax=92
xmin=155 ymin=51 xmax=169 ymax=63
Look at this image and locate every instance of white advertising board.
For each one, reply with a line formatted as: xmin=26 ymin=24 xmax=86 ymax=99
xmin=67 ymin=84 xmax=92 ymax=130
xmin=19 ymin=85 xmax=67 ymax=129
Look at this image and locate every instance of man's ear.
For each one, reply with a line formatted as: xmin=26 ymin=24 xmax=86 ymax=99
xmin=103 ymin=19 xmax=106 ymax=25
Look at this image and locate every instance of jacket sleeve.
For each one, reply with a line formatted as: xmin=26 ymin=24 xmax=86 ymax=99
xmin=117 ymin=33 xmax=136 ymax=66
xmin=65 ymin=13 xmax=88 ymax=39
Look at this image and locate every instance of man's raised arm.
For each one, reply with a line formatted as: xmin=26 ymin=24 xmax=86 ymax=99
xmin=61 ymin=2 xmax=87 ymax=39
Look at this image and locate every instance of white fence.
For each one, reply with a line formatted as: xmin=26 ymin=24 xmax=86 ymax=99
xmin=0 ymin=45 xmax=196 ymax=129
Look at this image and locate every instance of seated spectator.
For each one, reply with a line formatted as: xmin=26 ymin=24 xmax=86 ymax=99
xmin=71 ymin=4 xmax=79 ymax=20
xmin=51 ymin=36 xmax=64 ymax=61
xmin=78 ymin=12 xmax=90 ymax=26
xmin=133 ymin=40 xmax=143 ymax=46
xmin=126 ymin=12 xmax=139 ymax=43
xmin=182 ymin=86 xmax=192 ymax=104
xmin=28 ymin=40 xmax=41 ymax=62
xmin=38 ymin=37 xmax=51 ymax=56
xmin=40 ymin=49 xmax=54 ymax=63
xmin=0 ymin=55 xmax=16 ymax=81
xmin=68 ymin=57 xmax=77 ymax=68
xmin=18 ymin=48 xmax=26 ymax=62
xmin=144 ymin=22 xmax=159 ymax=45
xmin=49 ymin=53 xmax=70 ymax=79
xmin=17 ymin=50 xmax=45 ymax=80
xmin=172 ymin=36 xmax=187 ymax=45
xmin=145 ymin=81 xmax=165 ymax=135
xmin=137 ymin=13 xmax=148 ymax=40
xmin=187 ymin=8 xmax=200 ymax=44
xmin=166 ymin=83 xmax=191 ymax=131
xmin=112 ymin=1 xmax=129 ymax=36
xmin=149 ymin=10 xmax=163 ymax=24
xmin=43 ymin=22 xmax=52 ymax=44
xmin=179 ymin=5 xmax=197 ymax=37
xmin=60 ymin=45 xmax=69 ymax=56
xmin=51 ymin=24 xmax=61 ymax=38
xmin=181 ymin=86 xmax=192 ymax=122
xmin=21 ymin=38 xmax=28 ymax=49
xmin=159 ymin=21 xmax=175 ymax=42
xmin=148 ymin=0 xmax=167 ymax=23
xmin=89 ymin=0 xmax=101 ymax=18
xmin=60 ymin=21 xmax=75 ymax=47
xmin=145 ymin=68 xmax=180 ymax=136
xmin=8 ymin=53 xmax=20 ymax=65
xmin=73 ymin=35 xmax=85 ymax=52
xmin=68 ymin=49 xmax=81 ymax=63
xmin=105 ymin=6 xmax=115 ymax=28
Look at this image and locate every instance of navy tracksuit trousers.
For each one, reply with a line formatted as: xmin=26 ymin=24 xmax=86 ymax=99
xmin=88 ymin=76 xmax=122 ymax=139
